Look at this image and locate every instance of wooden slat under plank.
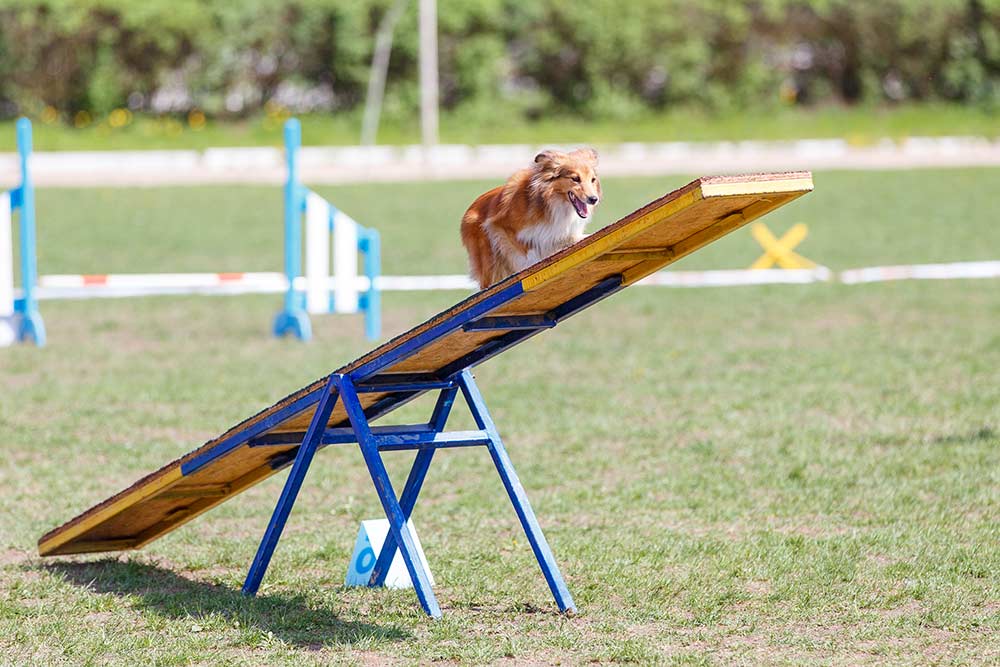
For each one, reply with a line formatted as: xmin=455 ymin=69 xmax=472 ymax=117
xmin=38 ymin=171 xmax=813 ymax=557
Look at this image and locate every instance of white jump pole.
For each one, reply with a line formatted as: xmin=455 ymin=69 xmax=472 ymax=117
xmin=332 ymin=208 xmax=360 ymax=314
xmin=304 ymin=194 xmax=362 ymax=316
xmin=0 ymin=191 xmax=14 ymax=346
xmin=304 ymin=191 xmax=331 ymax=315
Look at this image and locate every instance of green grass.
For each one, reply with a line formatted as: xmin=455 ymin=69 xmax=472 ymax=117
xmin=2 ymin=103 xmax=998 ymax=152
xmin=1 ymin=169 xmax=998 ymax=664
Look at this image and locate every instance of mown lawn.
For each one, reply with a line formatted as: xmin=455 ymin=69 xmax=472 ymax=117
xmin=1 ymin=169 xmax=997 ymax=664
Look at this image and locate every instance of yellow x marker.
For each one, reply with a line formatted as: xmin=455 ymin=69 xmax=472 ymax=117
xmin=749 ymin=222 xmax=816 ymax=269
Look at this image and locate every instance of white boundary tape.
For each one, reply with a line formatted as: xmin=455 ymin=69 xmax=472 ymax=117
xmin=839 ymin=261 xmax=1000 ymax=284
xmin=639 ymin=267 xmax=832 ymax=287
xmin=23 ymin=260 xmax=997 ymax=301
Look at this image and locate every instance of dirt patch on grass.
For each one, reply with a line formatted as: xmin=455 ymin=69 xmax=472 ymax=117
xmin=0 ymin=548 xmax=31 ymax=566
xmin=878 ymin=600 xmax=924 ymax=620
xmin=866 ymin=553 xmax=898 ymax=567
xmin=745 ymin=580 xmax=772 ymax=595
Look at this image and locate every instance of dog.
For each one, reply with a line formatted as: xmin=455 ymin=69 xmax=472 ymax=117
xmin=461 ymin=148 xmax=601 ymax=289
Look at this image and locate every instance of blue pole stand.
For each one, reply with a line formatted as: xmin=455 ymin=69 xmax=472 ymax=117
xmin=359 ymin=228 xmax=381 ymax=341
xmin=13 ymin=118 xmax=45 ymax=347
xmin=273 ymin=118 xmax=311 ymax=341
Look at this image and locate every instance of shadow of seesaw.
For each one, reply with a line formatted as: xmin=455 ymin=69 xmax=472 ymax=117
xmin=43 ymin=559 xmax=410 ymax=647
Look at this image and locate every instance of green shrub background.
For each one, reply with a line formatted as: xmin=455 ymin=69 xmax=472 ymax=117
xmin=1 ymin=0 xmax=998 ymax=120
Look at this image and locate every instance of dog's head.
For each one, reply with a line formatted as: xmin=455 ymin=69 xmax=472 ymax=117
xmin=533 ymin=148 xmax=601 ymax=219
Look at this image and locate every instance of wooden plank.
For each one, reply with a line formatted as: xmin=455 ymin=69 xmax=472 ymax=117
xmin=37 ymin=172 xmax=813 ymax=557
xmin=158 ymin=484 xmax=231 ymax=499
xmin=38 ymin=466 xmax=183 ymax=555
xmin=593 ymin=248 xmax=676 ymax=262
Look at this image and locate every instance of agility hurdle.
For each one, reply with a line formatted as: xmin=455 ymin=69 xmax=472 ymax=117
xmin=3 ymin=118 xmax=381 ymax=342
xmin=39 ymin=172 xmax=813 ymax=618
xmin=275 ymin=118 xmax=381 ymax=341
xmin=0 ymin=118 xmax=45 ymax=347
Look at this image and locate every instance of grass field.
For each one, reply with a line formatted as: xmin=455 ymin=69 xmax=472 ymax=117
xmin=2 ymin=103 xmax=999 ymax=152
xmin=1 ymin=169 xmax=998 ymax=664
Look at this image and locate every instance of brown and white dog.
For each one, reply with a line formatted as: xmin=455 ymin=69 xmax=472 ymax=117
xmin=460 ymin=148 xmax=601 ymax=289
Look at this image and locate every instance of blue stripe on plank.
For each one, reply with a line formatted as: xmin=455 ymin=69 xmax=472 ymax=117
xmin=180 ymin=383 xmax=329 ymax=475
xmin=436 ymin=273 xmax=626 ymax=378
xmin=348 ymin=281 xmax=524 ymax=381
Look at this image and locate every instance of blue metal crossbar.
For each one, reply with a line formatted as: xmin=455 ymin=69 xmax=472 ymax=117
xmin=240 ymin=370 xmax=575 ymax=618
xmin=249 ymin=425 xmax=489 ymax=450
xmin=462 ymin=314 xmax=557 ymax=331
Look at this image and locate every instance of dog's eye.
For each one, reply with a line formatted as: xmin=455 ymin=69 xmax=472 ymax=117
xmin=571 ymin=175 xmax=581 ymax=183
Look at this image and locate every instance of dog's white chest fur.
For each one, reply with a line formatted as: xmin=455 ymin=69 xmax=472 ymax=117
xmin=516 ymin=203 xmax=587 ymax=266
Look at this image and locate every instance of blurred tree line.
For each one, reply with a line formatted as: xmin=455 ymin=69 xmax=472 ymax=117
xmin=0 ymin=0 xmax=997 ymax=121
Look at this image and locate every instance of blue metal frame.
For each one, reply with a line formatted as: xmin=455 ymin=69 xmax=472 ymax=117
xmin=240 ymin=369 xmax=575 ymax=618
xmin=206 ymin=272 xmax=633 ymax=616
xmin=7 ymin=118 xmax=45 ymax=346
xmin=336 ymin=374 xmax=441 ymax=617
xmin=456 ymin=369 xmax=575 ymax=613
xmin=243 ymin=375 xmax=341 ymax=596
xmin=274 ymin=118 xmax=382 ymax=342
xmin=368 ymin=384 xmax=457 ymax=588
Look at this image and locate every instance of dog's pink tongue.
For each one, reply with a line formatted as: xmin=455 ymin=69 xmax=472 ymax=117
xmin=572 ymin=196 xmax=588 ymax=218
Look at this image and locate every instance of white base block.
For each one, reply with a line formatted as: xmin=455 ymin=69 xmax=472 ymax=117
xmin=344 ymin=519 xmax=433 ymax=589
xmin=0 ymin=316 xmax=15 ymax=347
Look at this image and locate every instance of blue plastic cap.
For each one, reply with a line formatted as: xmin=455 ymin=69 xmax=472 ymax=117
xmin=284 ymin=118 xmax=301 ymax=150
xmin=16 ymin=117 xmax=32 ymax=156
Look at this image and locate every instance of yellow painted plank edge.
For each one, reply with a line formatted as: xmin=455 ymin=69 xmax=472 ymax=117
xmin=699 ymin=177 xmax=814 ymax=198
xmin=38 ymin=466 xmax=184 ymax=556
xmin=520 ymin=189 xmax=702 ymax=291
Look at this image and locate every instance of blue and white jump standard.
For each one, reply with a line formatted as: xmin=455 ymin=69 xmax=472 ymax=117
xmin=0 ymin=118 xmax=45 ymax=347
xmin=274 ymin=119 xmax=381 ymax=341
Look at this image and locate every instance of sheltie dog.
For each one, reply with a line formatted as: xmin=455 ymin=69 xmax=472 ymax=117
xmin=460 ymin=148 xmax=601 ymax=289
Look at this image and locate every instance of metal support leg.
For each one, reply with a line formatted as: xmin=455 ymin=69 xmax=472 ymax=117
xmin=336 ymin=374 xmax=442 ymax=618
xmin=369 ymin=386 xmax=458 ymax=586
xmin=242 ymin=375 xmax=339 ymax=595
xmin=456 ymin=369 xmax=576 ymax=614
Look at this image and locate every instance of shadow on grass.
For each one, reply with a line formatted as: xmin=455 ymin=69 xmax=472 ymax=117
xmin=43 ymin=559 xmax=410 ymax=647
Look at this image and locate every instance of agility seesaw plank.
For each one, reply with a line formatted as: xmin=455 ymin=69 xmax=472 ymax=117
xmin=39 ymin=172 xmax=813 ymax=562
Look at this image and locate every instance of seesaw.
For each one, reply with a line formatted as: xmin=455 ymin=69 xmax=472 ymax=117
xmin=38 ymin=171 xmax=814 ymax=618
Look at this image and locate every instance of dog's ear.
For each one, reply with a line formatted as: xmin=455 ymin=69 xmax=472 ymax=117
xmin=533 ymin=150 xmax=563 ymax=167
xmin=571 ymin=147 xmax=599 ymax=165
